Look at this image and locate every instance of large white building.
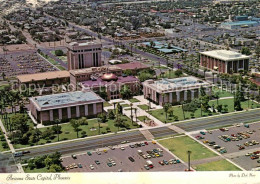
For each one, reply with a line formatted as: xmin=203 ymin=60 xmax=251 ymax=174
xmin=200 ymin=50 xmax=250 ymax=74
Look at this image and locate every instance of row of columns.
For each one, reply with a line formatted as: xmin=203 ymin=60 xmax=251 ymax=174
xmin=49 ymin=104 xmax=97 ymax=121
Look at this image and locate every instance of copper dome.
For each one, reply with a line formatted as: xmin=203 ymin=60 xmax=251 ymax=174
xmin=101 ymin=73 xmax=118 ymax=81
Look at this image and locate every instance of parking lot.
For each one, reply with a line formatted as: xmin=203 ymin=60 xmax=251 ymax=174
xmin=61 ymin=141 xmax=187 ymax=172
xmin=191 ymin=122 xmax=260 ymax=170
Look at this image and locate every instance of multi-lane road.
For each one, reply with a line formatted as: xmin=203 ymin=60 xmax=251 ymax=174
xmin=10 ymin=109 xmax=260 ymax=160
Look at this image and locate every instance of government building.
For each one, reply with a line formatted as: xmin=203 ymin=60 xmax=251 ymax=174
xmin=143 ymin=77 xmax=211 ymax=106
xmin=200 ymin=50 xmax=250 ymax=74
xmin=29 ymin=90 xmax=104 ymax=124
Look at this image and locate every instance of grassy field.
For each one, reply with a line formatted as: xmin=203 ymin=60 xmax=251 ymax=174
xmin=121 ymin=104 xmax=130 ymax=108
xmin=158 ymin=136 xmax=217 ymax=162
xmin=14 ymin=115 xmax=137 ymax=149
xmin=137 ymin=116 xmax=151 ymax=122
xmin=194 ymin=159 xmax=241 ymax=171
xmin=212 ymin=87 xmax=233 ymax=98
xmin=103 ymin=101 xmax=112 ymax=107
xmin=137 ymin=104 xmax=149 ymax=111
xmin=128 ymin=98 xmax=140 ymax=103
xmin=148 ymin=99 xmax=259 ymax=123
xmin=0 ymin=126 xmax=10 ymax=152
xmin=158 ymin=70 xmax=184 ymax=79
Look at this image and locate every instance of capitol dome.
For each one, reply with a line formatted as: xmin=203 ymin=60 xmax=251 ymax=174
xmin=101 ymin=73 xmax=118 ymax=81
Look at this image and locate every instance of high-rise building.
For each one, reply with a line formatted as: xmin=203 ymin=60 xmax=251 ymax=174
xmin=67 ymin=41 xmax=102 ymax=70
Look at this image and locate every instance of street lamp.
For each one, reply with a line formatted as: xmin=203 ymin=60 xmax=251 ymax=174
xmin=187 ymin=150 xmax=192 ymax=171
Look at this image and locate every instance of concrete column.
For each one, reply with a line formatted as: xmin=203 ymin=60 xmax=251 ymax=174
xmin=76 ymin=106 xmax=80 ymax=117
xmin=85 ymin=105 xmax=88 ymax=116
xmin=169 ymin=92 xmax=172 ymax=103
xmin=58 ymin=109 xmax=62 ymax=120
xmin=225 ymin=61 xmax=228 ymax=73
xmin=49 ymin=110 xmax=53 ymax=121
xmin=243 ymin=59 xmax=245 ymax=69
xmin=184 ymin=91 xmax=187 ymax=101
xmin=67 ymin=107 xmax=71 ymax=119
xmin=191 ymin=90 xmax=194 ymax=100
xmin=176 ymin=91 xmax=180 ymax=102
xmin=93 ymin=103 xmax=97 ymax=114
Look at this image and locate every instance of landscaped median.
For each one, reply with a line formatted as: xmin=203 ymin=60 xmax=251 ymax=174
xmin=158 ymin=136 xmax=217 ymax=162
xmin=193 ymin=159 xmax=241 ymax=171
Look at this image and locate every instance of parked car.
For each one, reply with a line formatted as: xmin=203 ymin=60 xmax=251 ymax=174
xmin=78 ymin=163 xmax=82 ymax=168
xmin=158 ymin=161 xmax=164 ymax=165
xmin=163 ymin=160 xmax=169 ymax=165
xmin=87 ymin=151 xmax=92 ymax=156
xmin=95 ymin=160 xmax=100 ymax=165
xmin=128 ymin=157 xmax=135 ymax=162
xmin=200 ymin=131 xmax=206 ymax=135
xmin=107 ymin=162 xmax=113 ymax=167
xmin=89 ymin=165 xmax=94 ymax=170
xmin=120 ymin=146 xmax=125 ymax=150
xmin=72 ymin=155 xmax=77 ymax=159
xmin=144 ymin=165 xmax=150 ymax=170
xmin=144 ymin=142 xmax=148 ymax=145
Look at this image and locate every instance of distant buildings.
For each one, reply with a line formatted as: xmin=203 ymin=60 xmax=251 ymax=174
xmin=200 ymin=50 xmax=250 ymax=74
xmin=30 ymin=91 xmax=104 ymax=124
xmin=220 ymin=21 xmax=259 ymax=30
xmin=67 ymin=41 xmax=102 ymax=70
xmin=143 ymin=77 xmax=211 ymax=106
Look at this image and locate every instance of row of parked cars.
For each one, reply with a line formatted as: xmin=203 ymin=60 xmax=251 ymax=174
xmin=245 ymin=151 xmax=260 ymax=162
xmin=203 ymin=140 xmax=227 ymax=154
xmin=138 ymin=148 xmax=163 ymax=159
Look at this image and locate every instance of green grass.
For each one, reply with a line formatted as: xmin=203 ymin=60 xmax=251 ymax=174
xmin=103 ymin=101 xmax=112 ymax=107
xmin=128 ymin=98 xmax=140 ymax=103
xmin=137 ymin=116 xmax=151 ymax=122
xmin=1 ymin=113 xmax=35 ymax=131
xmin=57 ymin=65 xmax=65 ymax=70
xmin=124 ymin=107 xmax=136 ymax=111
xmin=148 ymin=99 xmax=259 ymax=123
xmin=137 ymin=104 xmax=149 ymax=111
xmin=194 ymin=159 xmax=241 ymax=171
xmin=14 ymin=116 xmax=137 ymax=149
xmin=0 ymin=126 xmax=10 ymax=152
xmin=158 ymin=136 xmax=217 ymax=162
xmin=23 ymin=166 xmax=49 ymax=173
xmin=121 ymin=104 xmax=130 ymax=108
xmin=0 ymin=84 xmax=10 ymax=90
xmin=158 ymin=70 xmax=184 ymax=79
xmin=212 ymin=87 xmax=233 ymax=98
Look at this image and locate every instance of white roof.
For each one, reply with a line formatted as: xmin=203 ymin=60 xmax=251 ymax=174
xmin=200 ymin=50 xmax=250 ymax=61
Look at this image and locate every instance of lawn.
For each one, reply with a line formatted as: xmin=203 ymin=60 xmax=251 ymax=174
xmin=103 ymin=101 xmax=112 ymax=107
xmin=14 ymin=115 xmax=137 ymax=149
xmin=158 ymin=70 xmax=184 ymax=79
xmin=137 ymin=104 xmax=149 ymax=111
xmin=121 ymin=104 xmax=130 ymax=108
xmin=194 ymin=159 xmax=241 ymax=171
xmin=148 ymin=98 xmax=259 ymax=123
xmin=1 ymin=113 xmax=35 ymax=131
xmin=137 ymin=116 xmax=151 ymax=122
xmin=158 ymin=136 xmax=217 ymax=162
xmin=212 ymin=86 xmax=233 ymax=98
xmin=0 ymin=126 xmax=10 ymax=152
xmin=128 ymin=98 xmax=140 ymax=103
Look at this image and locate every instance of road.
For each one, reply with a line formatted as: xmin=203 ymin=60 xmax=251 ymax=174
xmin=175 ymin=109 xmax=260 ymax=132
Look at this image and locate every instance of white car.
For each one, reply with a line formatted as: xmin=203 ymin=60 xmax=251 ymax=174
xmin=89 ymin=165 xmax=94 ymax=170
xmin=111 ymin=161 xmax=116 ymax=166
xmin=120 ymin=146 xmax=125 ymax=150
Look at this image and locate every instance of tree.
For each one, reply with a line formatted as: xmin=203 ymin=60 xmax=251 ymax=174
xmin=214 ymin=92 xmax=220 ymax=105
xmin=163 ymin=103 xmax=171 ymax=122
xmin=81 ymin=131 xmax=87 ymax=137
xmin=120 ymin=85 xmax=132 ymax=99
xmin=124 ymin=69 xmax=133 ymax=76
xmin=241 ymin=47 xmax=251 ymax=56
xmin=52 ymin=119 xmax=61 ymax=141
xmin=70 ymin=119 xmax=81 ymax=138
xmin=174 ymin=69 xmax=183 ymax=78
xmin=255 ymin=44 xmax=260 ymax=62
xmin=108 ymin=110 xmax=115 ymax=119
xmin=2 ymin=142 xmax=8 ymax=149
xmin=48 ymin=164 xmax=63 ymax=172
xmin=54 ymin=50 xmax=64 ymax=56
xmin=234 ymin=87 xmax=243 ymax=111
xmin=98 ymin=113 xmax=107 ymax=123
xmin=44 ymin=156 xmax=53 ymax=169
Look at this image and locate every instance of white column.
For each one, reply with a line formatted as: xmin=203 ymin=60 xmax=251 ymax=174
xmin=58 ymin=109 xmax=62 ymax=120
xmin=184 ymin=91 xmax=187 ymax=101
xmin=67 ymin=107 xmax=71 ymax=119
xmin=225 ymin=61 xmax=228 ymax=73
xmin=93 ymin=103 xmax=97 ymax=114
xmin=85 ymin=105 xmax=88 ymax=116
xmin=176 ymin=91 xmax=180 ymax=102
xmin=76 ymin=106 xmax=80 ymax=117
xmin=169 ymin=93 xmax=172 ymax=103
xmin=49 ymin=110 xmax=53 ymax=121
xmin=191 ymin=90 xmax=194 ymax=100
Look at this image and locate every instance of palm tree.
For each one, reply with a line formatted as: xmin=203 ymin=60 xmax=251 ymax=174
xmin=53 ymin=119 xmax=62 ymax=141
xmin=215 ymin=92 xmax=220 ymax=106
xmin=130 ymin=103 xmax=133 ymax=125
xmin=181 ymin=101 xmax=186 ymax=120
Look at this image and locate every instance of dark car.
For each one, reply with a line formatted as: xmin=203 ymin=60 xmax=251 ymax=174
xmin=22 ymin=150 xmax=30 ymax=154
xmin=95 ymin=160 xmax=100 ymax=165
xmin=128 ymin=157 xmax=135 ymax=162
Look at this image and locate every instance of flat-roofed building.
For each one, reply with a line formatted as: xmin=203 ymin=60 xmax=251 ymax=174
xmin=29 ymin=90 xmax=104 ymax=124
xmin=143 ymin=77 xmax=211 ymax=106
xmin=200 ymin=50 xmax=250 ymax=74
xmin=67 ymin=41 xmax=102 ymax=70
xmin=17 ymin=71 xmax=70 ymax=87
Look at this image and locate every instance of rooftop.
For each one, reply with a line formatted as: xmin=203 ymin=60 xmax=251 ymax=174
xmin=70 ymin=65 xmax=121 ymax=76
xmin=31 ymin=91 xmax=104 ymax=110
xmin=17 ymin=71 xmax=70 ymax=83
xmin=222 ymin=21 xmax=259 ymax=26
xmin=68 ymin=40 xmax=101 ymax=47
xmin=143 ymin=77 xmax=210 ymax=93
xmin=200 ymin=50 xmax=250 ymax=61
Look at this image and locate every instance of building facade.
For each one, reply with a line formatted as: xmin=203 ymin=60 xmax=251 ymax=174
xmin=29 ymin=91 xmax=104 ymax=124
xmin=143 ymin=77 xmax=211 ymax=106
xmin=200 ymin=50 xmax=250 ymax=74
xmin=67 ymin=41 xmax=102 ymax=70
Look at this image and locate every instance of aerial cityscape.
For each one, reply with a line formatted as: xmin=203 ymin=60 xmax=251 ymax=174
xmin=1 ymin=0 xmax=260 ymax=174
